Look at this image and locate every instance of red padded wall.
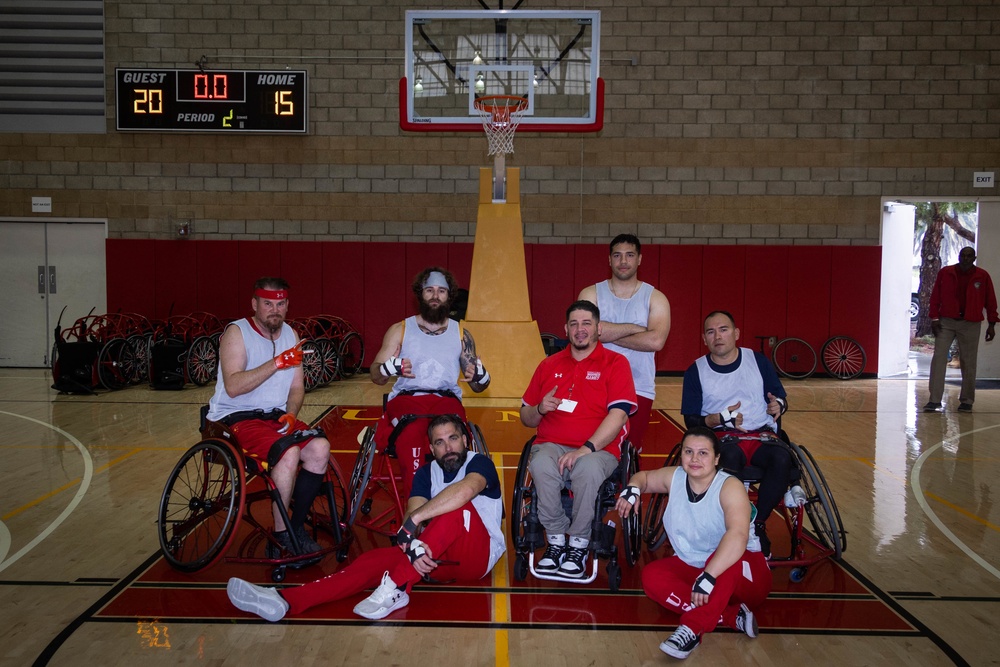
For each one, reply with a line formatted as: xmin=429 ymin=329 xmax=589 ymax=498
xmin=322 ymin=242 xmax=367 ymax=356
xmin=742 ymin=246 xmax=790 ymax=350
xmin=106 ymin=240 xmax=155 ymax=316
xmin=829 ymin=246 xmax=881 ymax=373
xmin=700 ymin=246 xmax=748 ymax=327
xmin=659 ymin=245 xmax=704 ymax=370
xmin=573 ymin=244 xmax=612 ymax=300
xmin=529 ymin=245 xmax=577 ymax=336
xmin=237 ymin=242 xmax=281 ymax=299
xmin=785 ymin=247 xmax=832 ymax=354
xmin=280 ymin=241 xmax=324 ymax=317
xmin=196 ymin=241 xmax=240 ymax=321
xmin=154 ymin=241 xmax=198 ymax=319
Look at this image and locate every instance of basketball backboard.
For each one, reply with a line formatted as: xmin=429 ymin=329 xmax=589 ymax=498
xmin=401 ymin=9 xmax=602 ymax=133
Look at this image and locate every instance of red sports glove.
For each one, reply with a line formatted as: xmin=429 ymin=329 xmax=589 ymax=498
xmin=277 ymin=412 xmax=296 ymax=434
xmin=274 ymin=343 xmax=304 ymax=369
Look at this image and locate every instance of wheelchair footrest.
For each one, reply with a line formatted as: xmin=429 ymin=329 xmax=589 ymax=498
xmin=526 ymin=551 xmax=600 ymax=585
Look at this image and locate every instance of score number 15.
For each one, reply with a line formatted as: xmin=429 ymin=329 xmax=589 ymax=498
xmin=274 ymin=90 xmax=294 ymax=116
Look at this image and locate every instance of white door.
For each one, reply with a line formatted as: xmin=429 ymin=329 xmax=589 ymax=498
xmin=878 ymin=203 xmax=916 ymax=377
xmin=0 ymin=220 xmax=106 ymax=368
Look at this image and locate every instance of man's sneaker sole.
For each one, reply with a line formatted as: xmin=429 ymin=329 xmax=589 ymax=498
xmin=353 ymin=591 xmax=409 ymax=620
xmin=227 ymin=578 xmax=289 ymax=623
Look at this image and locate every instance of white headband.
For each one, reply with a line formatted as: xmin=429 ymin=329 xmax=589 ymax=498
xmin=423 ymin=271 xmax=449 ymax=290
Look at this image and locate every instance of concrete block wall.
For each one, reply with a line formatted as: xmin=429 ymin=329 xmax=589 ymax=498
xmin=1 ymin=0 xmax=998 ymax=246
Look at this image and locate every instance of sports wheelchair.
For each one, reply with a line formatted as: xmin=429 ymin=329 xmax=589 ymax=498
xmin=157 ymin=406 xmax=353 ymax=582
xmin=510 ymin=438 xmax=641 ymax=591
xmin=641 ymin=432 xmax=845 ymax=582
xmin=348 ymin=396 xmax=489 ymax=539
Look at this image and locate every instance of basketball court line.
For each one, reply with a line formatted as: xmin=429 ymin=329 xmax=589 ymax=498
xmin=0 ymin=410 xmax=93 ymax=575
xmin=910 ymin=423 xmax=1000 ymax=582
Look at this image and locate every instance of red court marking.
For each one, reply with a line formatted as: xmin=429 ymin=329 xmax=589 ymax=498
xmin=95 ymin=405 xmax=914 ymax=636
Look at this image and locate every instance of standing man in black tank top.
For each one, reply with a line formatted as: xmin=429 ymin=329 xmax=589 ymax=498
xmin=579 ymin=234 xmax=671 ymax=454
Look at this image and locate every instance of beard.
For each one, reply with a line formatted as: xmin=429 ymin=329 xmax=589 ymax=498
xmin=437 ymin=448 xmax=468 ymax=474
xmin=419 ymin=297 xmax=452 ymax=324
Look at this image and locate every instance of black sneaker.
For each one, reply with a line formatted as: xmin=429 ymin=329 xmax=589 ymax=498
xmin=557 ymin=545 xmax=589 ymax=578
xmin=265 ymin=530 xmax=295 ymax=559
xmin=754 ymin=522 xmax=771 ymax=559
xmin=958 ymin=403 xmax=973 ymax=413
xmin=923 ymin=402 xmax=942 ymax=412
xmin=293 ymin=525 xmax=322 ymax=554
xmin=736 ymin=603 xmax=758 ymax=638
xmin=536 ymin=543 xmax=565 ymax=573
xmin=660 ymin=625 xmax=700 ymax=659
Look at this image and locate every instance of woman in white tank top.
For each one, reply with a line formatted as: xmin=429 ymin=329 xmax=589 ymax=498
xmin=615 ymin=426 xmax=773 ymax=660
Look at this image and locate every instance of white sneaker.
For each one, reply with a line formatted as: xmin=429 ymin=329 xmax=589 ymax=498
xmin=736 ymin=603 xmax=759 ymax=638
xmin=352 ymin=571 xmax=410 ymax=620
xmin=227 ymin=577 xmax=289 ymax=622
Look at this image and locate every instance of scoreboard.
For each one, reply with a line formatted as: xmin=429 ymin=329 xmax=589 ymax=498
xmin=115 ymin=68 xmax=308 ymax=133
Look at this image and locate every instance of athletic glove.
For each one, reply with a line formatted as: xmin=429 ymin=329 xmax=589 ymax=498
xmin=380 ymin=356 xmax=403 ymax=377
xmin=405 ymin=539 xmax=428 ymax=565
xmin=277 ymin=412 xmax=296 ymax=434
xmin=720 ymin=407 xmax=740 ymax=429
xmin=471 ymin=358 xmax=490 ymax=385
xmin=274 ymin=343 xmax=304 ymax=370
xmin=395 ymin=516 xmax=419 ymax=547
xmin=619 ymin=485 xmax=640 ymax=506
xmin=692 ymin=571 xmax=716 ymax=596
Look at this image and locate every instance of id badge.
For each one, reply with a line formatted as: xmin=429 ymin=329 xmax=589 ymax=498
xmin=557 ymin=399 xmax=578 ymax=413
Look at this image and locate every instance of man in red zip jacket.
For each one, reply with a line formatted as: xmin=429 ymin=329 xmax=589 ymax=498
xmin=925 ymin=246 xmax=998 ymax=413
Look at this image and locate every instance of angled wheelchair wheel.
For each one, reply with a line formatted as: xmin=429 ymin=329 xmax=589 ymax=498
xmin=348 ymin=426 xmax=377 ymax=525
xmin=126 ymin=334 xmax=150 ymax=384
xmin=97 ymin=338 xmax=131 ymax=390
xmin=510 ymin=440 xmax=544 ymax=581
xmin=642 ymin=442 xmax=680 ymax=552
xmin=771 ymin=337 xmax=817 ymax=380
xmin=158 ymin=439 xmax=245 ymax=572
xmin=620 ymin=443 xmax=641 ymax=567
xmin=337 ymin=332 xmax=365 ymax=379
xmin=821 ymin=336 xmax=866 ymax=380
xmin=311 ymin=338 xmax=339 ymax=386
xmin=469 ymin=422 xmax=490 ymax=458
xmin=789 ymin=441 xmax=845 ymax=559
xmin=186 ymin=335 xmax=218 ymax=386
xmin=306 ymin=453 xmax=353 ymax=560
xmin=299 ymin=339 xmax=325 ymax=392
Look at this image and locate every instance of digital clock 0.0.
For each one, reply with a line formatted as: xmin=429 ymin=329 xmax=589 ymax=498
xmin=115 ymin=68 xmax=308 ymax=134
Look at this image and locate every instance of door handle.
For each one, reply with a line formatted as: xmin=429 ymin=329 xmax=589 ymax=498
xmin=38 ymin=266 xmax=46 ymax=294
xmin=48 ymin=265 xmax=57 ymax=294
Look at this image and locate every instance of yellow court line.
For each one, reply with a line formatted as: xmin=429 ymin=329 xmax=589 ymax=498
xmin=925 ymin=491 xmax=1000 ymax=534
xmin=3 ymin=449 xmax=142 ymax=521
xmin=492 ymin=451 xmax=510 ymax=667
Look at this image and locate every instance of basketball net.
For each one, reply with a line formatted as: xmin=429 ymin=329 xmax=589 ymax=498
xmin=474 ymin=95 xmax=529 ymax=156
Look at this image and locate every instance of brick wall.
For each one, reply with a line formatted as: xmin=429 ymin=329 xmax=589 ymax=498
xmin=1 ymin=0 xmax=998 ymax=246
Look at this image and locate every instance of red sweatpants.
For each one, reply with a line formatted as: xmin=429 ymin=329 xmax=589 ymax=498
xmin=283 ymin=500 xmax=491 ymax=615
xmin=375 ymin=394 xmax=467 ymax=498
xmin=641 ymin=550 xmax=771 ymax=636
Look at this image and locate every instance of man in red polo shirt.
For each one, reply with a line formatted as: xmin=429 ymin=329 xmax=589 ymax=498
xmin=520 ymin=300 xmax=637 ymax=578
xmin=925 ymin=246 xmax=998 ymax=413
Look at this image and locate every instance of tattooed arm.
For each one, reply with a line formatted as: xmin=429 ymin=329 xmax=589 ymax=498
xmin=460 ymin=328 xmax=491 ymax=393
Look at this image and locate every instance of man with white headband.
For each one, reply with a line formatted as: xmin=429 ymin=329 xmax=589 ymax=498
xmin=370 ymin=266 xmax=491 ymax=497
xmin=680 ymin=310 xmax=792 ymax=558
xmin=207 ymin=277 xmax=330 ymax=559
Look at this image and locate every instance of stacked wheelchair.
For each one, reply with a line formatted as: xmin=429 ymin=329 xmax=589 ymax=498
xmin=642 ymin=432 xmax=846 ymax=582
xmin=509 ymin=438 xmax=641 ymax=591
xmin=157 ymin=406 xmax=352 ymax=582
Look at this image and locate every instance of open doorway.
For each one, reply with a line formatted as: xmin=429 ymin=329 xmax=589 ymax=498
xmin=878 ymin=199 xmax=982 ymax=378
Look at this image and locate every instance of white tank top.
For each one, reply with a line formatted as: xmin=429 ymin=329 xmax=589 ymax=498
xmin=695 ymin=348 xmax=775 ymax=431
xmin=596 ymin=281 xmax=656 ymax=399
xmin=206 ymin=318 xmax=296 ymax=421
xmin=388 ymin=316 xmax=463 ymax=401
xmin=662 ymin=467 xmax=760 ymax=568
xmin=429 ymin=451 xmax=506 ymax=576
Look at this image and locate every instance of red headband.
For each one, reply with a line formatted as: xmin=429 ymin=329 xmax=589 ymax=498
xmin=255 ymin=288 xmax=288 ymax=300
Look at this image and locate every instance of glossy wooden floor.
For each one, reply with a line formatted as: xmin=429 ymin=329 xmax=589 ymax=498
xmin=2 ymin=368 xmax=998 ymax=666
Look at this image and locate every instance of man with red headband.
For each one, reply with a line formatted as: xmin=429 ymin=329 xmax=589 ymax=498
xmin=207 ymin=277 xmax=330 ymax=557
xmin=370 ymin=267 xmax=491 ymax=497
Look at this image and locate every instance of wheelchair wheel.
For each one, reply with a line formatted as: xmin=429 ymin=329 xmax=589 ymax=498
xmin=158 ymin=439 xmax=245 ymax=572
xmin=642 ymin=443 xmax=680 ymax=552
xmin=620 ymin=443 xmax=641 ymax=567
xmin=299 ymin=339 xmax=325 ymax=392
xmin=97 ymin=338 xmax=132 ymax=390
xmin=789 ymin=441 xmax=845 ymax=559
xmin=510 ymin=441 xmax=544 ymax=580
xmin=337 ymin=332 xmax=365 ymax=379
xmin=186 ymin=335 xmax=218 ymax=386
xmin=305 ymin=453 xmax=352 ymax=560
xmin=469 ymin=422 xmax=490 ymax=458
xmin=348 ymin=426 xmax=377 ymax=525
xmin=821 ymin=336 xmax=866 ymax=380
xmin=313 ymin=338 xmax=339 ymax=386
xmin=771 ymin=337 xmax=817 ymax=380
xmin=126 ymin=334 xmax=150 ymax=384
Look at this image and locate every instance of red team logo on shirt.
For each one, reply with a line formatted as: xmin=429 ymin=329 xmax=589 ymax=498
xmin=586 ymin=371 xmax=601 ymax=380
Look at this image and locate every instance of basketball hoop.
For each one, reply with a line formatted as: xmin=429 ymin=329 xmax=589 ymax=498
xmin=474 ymin=95 xmax=529 ymax=156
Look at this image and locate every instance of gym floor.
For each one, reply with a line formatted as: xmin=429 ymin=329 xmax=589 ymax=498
xmin=1 ymin=369 xmax=997 ymax=666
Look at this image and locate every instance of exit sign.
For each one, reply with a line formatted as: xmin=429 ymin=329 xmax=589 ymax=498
xmin=974 ymin=172 xmax=994 ymax=188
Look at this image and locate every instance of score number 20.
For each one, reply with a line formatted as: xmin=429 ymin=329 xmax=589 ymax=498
xmin=132 ymin=89 xmax=293 ymax=116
